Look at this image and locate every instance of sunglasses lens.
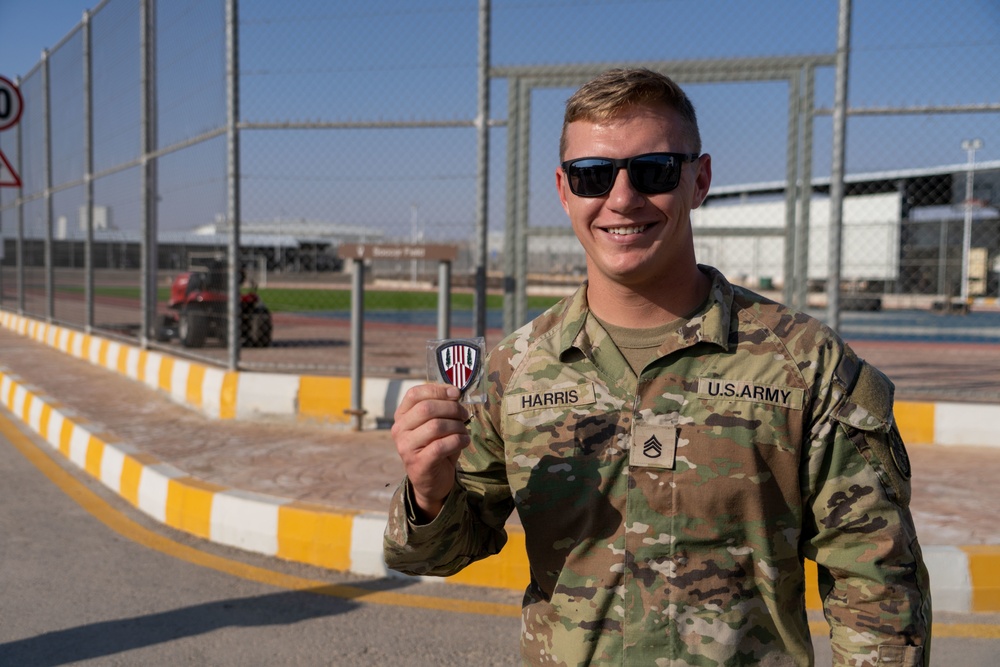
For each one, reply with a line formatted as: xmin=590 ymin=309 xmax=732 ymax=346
xmin=566 ymin=159 xmax=615 ymax=197
xmin=629 ymin=154 xmax=679 ymax=194
xmin=563 ymin=153 xmax=692 ymax=197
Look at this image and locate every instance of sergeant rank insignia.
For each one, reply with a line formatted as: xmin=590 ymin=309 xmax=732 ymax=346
xmin=630 ymin=425 xmax=678 ymax=470
xmin=643 ymin=435 xmax=663 ymax=459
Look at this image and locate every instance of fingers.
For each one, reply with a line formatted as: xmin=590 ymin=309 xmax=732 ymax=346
xmin=392 ymin=383 xmax=469 ymax=433
xmin=391 ymin=384 xmax=474 ymax=520
xmin=395 ymin=382 xmax=460 ymax=415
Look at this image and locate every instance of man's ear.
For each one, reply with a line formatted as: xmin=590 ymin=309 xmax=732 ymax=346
xmin=691 ymin=153 xmax=712 ymax=209
xmin=556 ymin=166 xmax=572 ymax=216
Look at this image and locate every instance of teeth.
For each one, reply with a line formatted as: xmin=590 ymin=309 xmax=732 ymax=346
xmin=606 ymin=225 xmax=648 ymax=236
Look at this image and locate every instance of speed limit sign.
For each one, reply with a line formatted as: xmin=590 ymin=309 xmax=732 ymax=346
xmin=0 ymin=75 xmax=23 ymax=186
xmin=0 ymin=75 xmax=24 ymax=132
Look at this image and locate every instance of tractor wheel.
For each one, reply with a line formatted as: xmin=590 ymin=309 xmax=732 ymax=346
xmin=243 ymin=305 xmax=273 ymax=348
xmin=179 ymin=306 xmax=208 ymax=348
xmin=256 ymin=307 xmax=273 ymax=347
xmin=153 ymin=314 xmax=175 ymax=342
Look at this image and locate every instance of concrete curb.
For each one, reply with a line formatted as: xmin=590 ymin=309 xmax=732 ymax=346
xmin=0 ymin=311 xmax=421 ymax=429
xmin=0 ymin=364 xmax=526 ymax=592
xmin=4 ymin=311 xmax=1000 ymax=447
xmin=2 ymin=311 xmax=999 ymax=612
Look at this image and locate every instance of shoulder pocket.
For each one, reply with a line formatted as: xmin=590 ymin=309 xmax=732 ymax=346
xmin=832 ymin=361 xmax=912 ymax=506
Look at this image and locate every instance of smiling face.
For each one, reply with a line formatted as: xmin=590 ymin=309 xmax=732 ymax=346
xmin=556 ymin=104 xmax=711 ymax=300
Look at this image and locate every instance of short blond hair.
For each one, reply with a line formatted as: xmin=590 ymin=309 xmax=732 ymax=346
xmin=560 ymin=68 xmax=701 ymax=159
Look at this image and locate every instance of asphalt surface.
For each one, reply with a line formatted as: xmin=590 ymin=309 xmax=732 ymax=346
xmin=0 ymin=416 xmax=524 ymax=667
xmin=1 ymin=326 xmax=999 ymax=547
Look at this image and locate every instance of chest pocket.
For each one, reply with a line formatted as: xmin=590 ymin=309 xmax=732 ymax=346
xmin=645 ymin=383 xmax=806 ymax=524
xmin=503 ymin=382 xmax=599 ymax=454
xmin=503 ymin=380 xmax=628 ymax=463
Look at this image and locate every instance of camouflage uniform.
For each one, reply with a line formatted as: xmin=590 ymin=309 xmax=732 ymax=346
xmin=385 ymin=266 xmax=931 ymax=666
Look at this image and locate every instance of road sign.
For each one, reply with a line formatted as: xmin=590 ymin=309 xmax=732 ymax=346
xmin=0 ymin=76 xmax=23 ymax=187
xmin=0 ymin=149 xmax=19 ymax=187
xmin=0 ymin=76 xmax=23 ymax=131
xmin=338 ymin=243 xmax=459 ymax=261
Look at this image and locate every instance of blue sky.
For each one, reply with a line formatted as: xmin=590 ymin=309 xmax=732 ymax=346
xmin=0 ymin=1 xmax=96 ymax=80
xmin=1 ymin=1 xmax=998 ymax=240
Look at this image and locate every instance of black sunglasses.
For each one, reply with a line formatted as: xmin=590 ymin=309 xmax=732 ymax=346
xmin=561 ymin=152 xmax=700 ymax=198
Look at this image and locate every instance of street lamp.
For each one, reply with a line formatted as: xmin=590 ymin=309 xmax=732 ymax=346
xmin=959 ymin=138 xmax=983 ymax=303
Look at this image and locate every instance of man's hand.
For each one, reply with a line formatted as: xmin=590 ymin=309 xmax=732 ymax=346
xmin=391 ymin=384 xmax=471 ymax=521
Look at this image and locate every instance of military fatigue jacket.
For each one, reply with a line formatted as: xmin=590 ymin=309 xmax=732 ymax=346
xmin=385 ymin=267 xmax=931 ymax=667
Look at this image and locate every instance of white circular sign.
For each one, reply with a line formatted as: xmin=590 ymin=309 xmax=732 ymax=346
xmin=0 ymin=76 xmax=24 ymax=132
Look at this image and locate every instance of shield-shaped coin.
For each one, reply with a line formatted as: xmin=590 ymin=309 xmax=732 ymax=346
xmin=436 ymin=341 xmax=481 ymax=394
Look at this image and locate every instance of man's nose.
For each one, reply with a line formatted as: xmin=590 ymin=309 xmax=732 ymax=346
xmin=607 ymin=167 xmax=644 ymax=208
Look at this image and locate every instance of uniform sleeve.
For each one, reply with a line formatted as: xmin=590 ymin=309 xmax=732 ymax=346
xmin=801 ymin=353 xmax=932 ymax=667
xmin=383 ymin=365 xmax=516 ymax=577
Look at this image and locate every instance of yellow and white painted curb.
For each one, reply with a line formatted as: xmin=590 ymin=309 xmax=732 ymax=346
xmin=0 ymin=311 xmax=420 ymax=429
xmin=3 ymin=310 xmax=1000 ymax=447
xmin=0 ymin=364 xmax=528 ymax=593
xmin=2 ymin=310 xmax=1000 ymax=612
xmin=0 ymin=362 xmax=394 ymax=567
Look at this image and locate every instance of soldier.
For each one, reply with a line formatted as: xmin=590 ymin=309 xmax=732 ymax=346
xmin=385 ymin=68 xmax=931 ymax=666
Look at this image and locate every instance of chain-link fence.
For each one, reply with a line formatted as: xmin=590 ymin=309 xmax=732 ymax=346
xmin=1 ymin=0 xmax=998 ymax=379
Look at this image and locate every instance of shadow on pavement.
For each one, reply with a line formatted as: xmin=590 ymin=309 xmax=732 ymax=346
xmin=0 ymin=579 xmax=416 ymax=667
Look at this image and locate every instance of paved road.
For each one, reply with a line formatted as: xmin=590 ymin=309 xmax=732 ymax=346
xmin=4 ymin=410 xmax=1000 ymax=665
xmin=0 ymin=413 xmax=522 ymax=667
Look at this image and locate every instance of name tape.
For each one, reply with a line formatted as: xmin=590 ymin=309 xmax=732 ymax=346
xmin=506 ymin=382 xmax=596 ymax=414
xmin=697 ymin=378 xmax=804 ymax=409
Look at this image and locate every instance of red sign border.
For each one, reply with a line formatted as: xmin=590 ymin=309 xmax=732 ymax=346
xmin=0 ymin=75 xmax=24 ymax=132
xmin=0 ymin=149 xmax=21 ymax=187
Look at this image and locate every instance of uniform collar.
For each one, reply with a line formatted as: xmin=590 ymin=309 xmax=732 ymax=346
xmin=669 ymin=265 xmax=734 ymax=353
xmin=557 ymin=265 xmax=735 ymax=360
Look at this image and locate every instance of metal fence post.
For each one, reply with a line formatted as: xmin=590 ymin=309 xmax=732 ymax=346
xmin=937 ymin=216 xmax=949 ymax=297
xmin=782 ymin=73 xmax=801 ymax=304
xmin=827 ymin=0 xmax=852 ymax=331
xmin=82 ymin=9 xmax=94 ymax=332
xmin=513 ymin=77 xmax=530 ymax=330
xmin=348 ymin=258 xmax=366 ymax=430
xmin=959 ymin=138 xmax=983 ymax=305
xmin=438 ymin=259 xmax=451 ymax=339
xmin=140 ymin=0 xmax=159 ymax=346
xmin=14 ymin=76 xmax=24 ymax=315
xmin=473 ymin=0 xmax=490 ymax=340
xmin=42 ymin=49 xmax=54 ymax=321
xmin=794 ymin=65 xmax=816 ymax=310
xmin=225 ymin=0 xmax=241 ymax=370
xmin=502 ymin=76 xmax=521 ymax=336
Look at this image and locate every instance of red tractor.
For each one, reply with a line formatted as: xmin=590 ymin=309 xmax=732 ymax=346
xmin=156 ymin=257 xmax=272 ymax=348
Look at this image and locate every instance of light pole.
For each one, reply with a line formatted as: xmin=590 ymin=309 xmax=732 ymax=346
xmin=959 ymin=138 xmax=983 ymax=303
